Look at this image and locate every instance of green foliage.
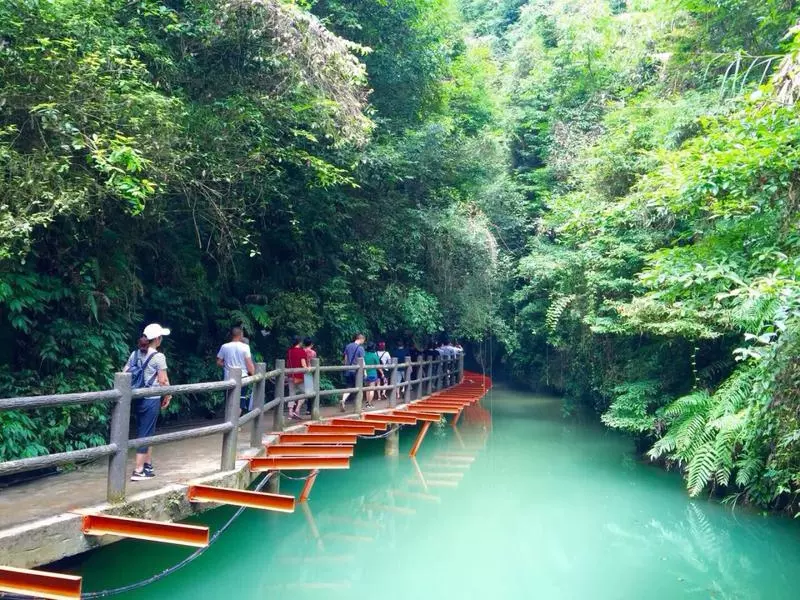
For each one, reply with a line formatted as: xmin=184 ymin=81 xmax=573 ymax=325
xmin=481 ymin=0 xmax=800 ymax=509
xmin=0 ymin=0 xmax=506 ymax=459
xmin=601 ymin=381 xmax=663 ymax=434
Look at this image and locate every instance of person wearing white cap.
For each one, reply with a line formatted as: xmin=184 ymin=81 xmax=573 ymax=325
xmin=130 ymin=323 xmax=172 ymax=481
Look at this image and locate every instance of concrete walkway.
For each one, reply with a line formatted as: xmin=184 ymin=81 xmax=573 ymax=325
xmin=0 ymin=399 xmax=394 ymax=530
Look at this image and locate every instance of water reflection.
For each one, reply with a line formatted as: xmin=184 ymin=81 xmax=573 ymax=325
xmin=72 ymin=389 xmax=800 ymax=600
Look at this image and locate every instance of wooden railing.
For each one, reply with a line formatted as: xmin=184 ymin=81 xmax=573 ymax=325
xmin=0 ymin=353 xmax=465 ymax=502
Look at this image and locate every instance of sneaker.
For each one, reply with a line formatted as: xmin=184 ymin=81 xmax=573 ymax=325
xmin=131 ymin=469 xmax=154 ymax=481
xmin=143 ymin=463 xmax=155 ymax=477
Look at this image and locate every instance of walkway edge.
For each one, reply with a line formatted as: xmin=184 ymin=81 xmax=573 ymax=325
xmin=0 ymin=443 xmax=270 ymax=570
xmin=0 ymin=383 xmax=480 ymax=569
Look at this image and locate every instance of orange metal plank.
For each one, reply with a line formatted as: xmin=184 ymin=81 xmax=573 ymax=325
xmin=362 ymin=413 xmax=418 ymax=425
xmin=250 ymin=456 xmax=350 ymax=471
xmin=425 ymin=397 xmax=475 ymax=403
xmin=0 ymin=566 xmax=81 ymax=600
xmin=417 ymin=400 xmax=468 ymax=405
xmin=187 ymin=485 xmax=295 ymax=513
xmin=330 ymin=418 xmax=387 ymax=431
xmin=410 ymin=405 xmax=461 ymax=414
xmin=81 ymin=514 xmax=209 ymax=548
xmin=279 ymin=433 xmax=358 ymax=445
xmin=306 ymin=424 xmax=376 ymax=435
xmin=267 ymin=444 xmax=354 ymax=457
xmin=395 ymin=410 xmax=441 ymax=422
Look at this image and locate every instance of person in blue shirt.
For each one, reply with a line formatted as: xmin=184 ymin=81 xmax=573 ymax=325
xmin=341 ymin=333 xmax=365 ymax=412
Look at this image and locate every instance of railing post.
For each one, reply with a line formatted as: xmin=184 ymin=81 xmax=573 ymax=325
xmin=458 ymin=352 xmax=465 ymax=383
xmin=426 ymin=359 xmax=433 ymax=397
xmin=437 ymin=358 xmax=444 ymax=390
xmin=415 ymin=360 xmax=424 ymax=399
xmin=250 ymin=363 xmax=266 ymax=448
xmin=404 ymin=361 xmax=412 ymax=404
xmin=446 ymin=357 xmax=453 ymax=388
xmin=273 ymin=359 xmax=285 ymax=432
xmin=311 ymin=358 xmax=321 ymax=421
xmin=388 ymin=358 xmax=399 ymax=407
xmin=354 ymin=357 xmax=365 ymax=414
xmin=107 ymin=373 xmax=132 ymax=502
xmin=221 ymin=367 xmax=242 ymax=471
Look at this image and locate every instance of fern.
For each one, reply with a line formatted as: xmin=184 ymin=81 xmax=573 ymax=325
xmin=649 ymin=366 xmax=758 ymax=496
xmin=546 ymin=294 xmax=576 ymax=333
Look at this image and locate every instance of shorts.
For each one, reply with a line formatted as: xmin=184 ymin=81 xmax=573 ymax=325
xmin=365 ymin=375 xmax=378 ymax=383
xmin=134 ymin=397 xmax=160 ymax=454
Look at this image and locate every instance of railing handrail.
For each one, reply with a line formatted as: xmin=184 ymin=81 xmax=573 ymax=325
xmin=0 ymin=352 xmax=466 ymax=502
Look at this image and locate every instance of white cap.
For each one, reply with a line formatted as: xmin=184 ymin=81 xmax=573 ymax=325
xmin=143 ymin=323 xmax=171 ymax=340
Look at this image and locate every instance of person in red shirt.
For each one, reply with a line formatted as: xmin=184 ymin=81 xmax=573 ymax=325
xmin=285 ymin=335 xmax=308 ymax=420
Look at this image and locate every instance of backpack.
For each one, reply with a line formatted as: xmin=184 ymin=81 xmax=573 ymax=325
xmin=130 ymin=351 xmax=158 ymax=390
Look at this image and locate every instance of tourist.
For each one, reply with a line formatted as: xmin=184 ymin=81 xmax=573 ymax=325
xmin=424 ymin=341 xmax=439 ymax=381
xmin=391 ymin=339 xmax=409 ymax=396
xmin=409 ymin=342 xmax=422 ymax=386
xmin=363 ymin=342 xmax=381 ymax=409
xmin=376 ymin=341 xmax=391 ymax=400
xmin=285 ymin=335 xmax=308 ymax=420
xmin=216 ymin=327 xmax=256 ymax=415
xmin=341 ymin=333 xmax=365 ymax=412
xmin=302 ymin=337 xmax=317 ymax=415
xmin=126 ymin=323 xmax=172 ymax=481
xmin=122 ymin=335 xmax=149 ymax=371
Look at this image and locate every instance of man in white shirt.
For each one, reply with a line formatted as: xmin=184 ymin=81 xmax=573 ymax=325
xmin=216 ymin=327 xmax=255 ymax=414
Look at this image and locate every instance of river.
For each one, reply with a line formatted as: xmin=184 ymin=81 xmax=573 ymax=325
xmin=73 ymin=386 xmax=800 ymax=599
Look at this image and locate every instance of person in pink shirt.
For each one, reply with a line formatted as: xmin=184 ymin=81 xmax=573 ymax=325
xmin=302 ymin=337 xmax=317 ymax=415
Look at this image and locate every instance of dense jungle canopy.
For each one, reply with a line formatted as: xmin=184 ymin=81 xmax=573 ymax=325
xmin=2 ymin=0 xmax=800 ymax=513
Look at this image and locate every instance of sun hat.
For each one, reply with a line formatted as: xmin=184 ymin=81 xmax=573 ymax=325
xmin=143 ymin=323 xmax=171 ymax=340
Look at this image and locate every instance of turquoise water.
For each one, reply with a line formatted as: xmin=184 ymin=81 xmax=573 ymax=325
xmin=74 ymin=387 xmax=800 ymax=599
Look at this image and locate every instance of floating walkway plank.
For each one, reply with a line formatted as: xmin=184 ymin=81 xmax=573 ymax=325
xmin=279 ymin=433 xmax=357 ymax=445
xmin=330 ymin=418 xmax=387 ymax=431
xmin=362 ymin=413 xmax=417 ymax=425
xmin=397 ymin=410 xmax=442 ymax=422
xmin=0 ymin=566 xmax=81 ymax=600
xmin=409 ymin=405 xmax=461 ymax=414
xmin=267 ymin=445 xmax=354 ymax=457
xmin=307 ymin=423 xmax=376 ymax=435
xmin=250 ymin=457 xmax=350 ymax=471
xmin=187 ymin=485 xmax=295 ymax=513
xmin=423 ymin=398 xmax=474 ymax=405
xmin=81 ymin=514 xmax=209 ymax=548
